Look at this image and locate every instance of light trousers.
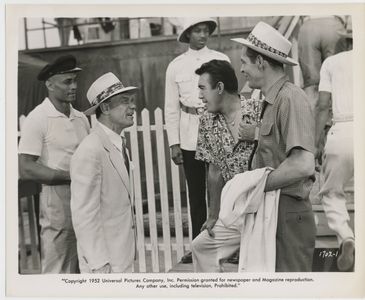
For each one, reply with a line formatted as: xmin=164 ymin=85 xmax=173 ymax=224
xmin=319 ymin=122 xmax=354 ymax=245
xmin=191 ymin=219 xmax=241 ymax=273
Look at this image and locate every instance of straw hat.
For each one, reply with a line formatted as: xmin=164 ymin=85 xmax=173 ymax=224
xmin=84 ymin=72 xmax=137 ymax=116
xmin=178 ymin=17 xmax=217 ymax=43
xmin=231 ymin=21 xmax=297 ymax=66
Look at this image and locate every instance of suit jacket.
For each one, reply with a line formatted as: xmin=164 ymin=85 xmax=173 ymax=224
xmin=70 ymin=124 xmax=136 ymax=273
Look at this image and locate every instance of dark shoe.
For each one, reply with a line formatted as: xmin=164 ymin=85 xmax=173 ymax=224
xmin=337 ymin=238 xmax=355 ymax=271
xmin=226 ymin=250 xmax=239 ymax=264
xmin=180 ymin=252 xmax=193 ymax=264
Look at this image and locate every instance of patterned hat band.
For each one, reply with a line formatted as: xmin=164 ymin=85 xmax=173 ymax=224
xmin=247 ymin=33 xmax=288 ymax=58
xmin=91 ymin=81 xmax=125 ymax=106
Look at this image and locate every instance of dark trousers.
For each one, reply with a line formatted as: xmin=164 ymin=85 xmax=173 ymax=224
xmin=276 ymin=194 xmax=317 ymax=272
xmin=181 ymin=150 xmax=207 ymax=239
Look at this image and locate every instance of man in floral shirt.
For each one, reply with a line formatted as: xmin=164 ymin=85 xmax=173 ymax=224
xmin=191 ymin=59 xmax=261 ymax=271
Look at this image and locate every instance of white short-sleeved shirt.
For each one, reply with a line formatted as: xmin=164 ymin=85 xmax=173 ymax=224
xmin=19 ymin=97 xmax=90 ymax=231
xmin=164 ymin=46 xmax=230 ymax=150
xmin=19 ymin=97 xmax=90 ymax=171
xmin=319 ymin=50 xmax=353 ymax=121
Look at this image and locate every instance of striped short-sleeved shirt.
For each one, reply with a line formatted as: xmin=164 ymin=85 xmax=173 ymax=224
xmin=253 ymin=76 xmax=316 ymax=200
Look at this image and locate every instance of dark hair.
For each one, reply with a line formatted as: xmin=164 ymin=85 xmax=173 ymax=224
xmin=246 ymin=47 xmax=284 ymax=69
xmin=95 ymin=106 xmax=102 ymax=119
xmin=195 ymin=59 xmax=238 ymax=94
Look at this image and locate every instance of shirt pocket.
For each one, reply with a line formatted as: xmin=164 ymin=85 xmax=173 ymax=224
xmin=260 ymin=121 xmax=273 ymax=136
xmin=175 ymin=74 xmax=193 ymax=98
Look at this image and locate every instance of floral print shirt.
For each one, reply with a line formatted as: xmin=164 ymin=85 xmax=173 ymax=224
xmin=195 ymin=96 xmax=262 ymax=182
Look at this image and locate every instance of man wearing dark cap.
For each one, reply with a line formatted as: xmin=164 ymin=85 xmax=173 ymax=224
xmin=18 ymin=55 xmax=90 ymax=273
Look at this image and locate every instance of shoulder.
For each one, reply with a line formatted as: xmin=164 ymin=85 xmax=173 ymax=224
xmin=208 ymin=49 xmax=230 ymax=61
xmin=277 ymin=82 xmax=311 ymax=112
xmin=74 ymin=131 xmax=102 ymax=157
xmin=167 ymin=52 xmax=187 ymax=69
xmin=22 ymin=102 xmax=48 ymax=130
xmin=25 ymin=101 xmax=47 ymax=120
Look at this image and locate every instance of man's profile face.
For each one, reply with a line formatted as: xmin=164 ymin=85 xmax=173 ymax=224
xmin=188 ymin=23 xmax=210 ymax=50
xmin=47 ymin=73 xmax=78 ymax=103
xmin=240 ymin=47 xmax=262 ymax=89
xmin=107 ymin=92 xmax=136 ymax=129
xmin=198 ymin=73 xmax=221 ymax=113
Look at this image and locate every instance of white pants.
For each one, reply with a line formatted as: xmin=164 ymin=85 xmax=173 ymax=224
xmin=191 ymin=219 xmax=241 ymax=272
xmin=319 ymin=122 xmax=354 ymax=245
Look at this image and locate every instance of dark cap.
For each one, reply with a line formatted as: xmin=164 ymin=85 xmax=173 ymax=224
xmin=37 ymin=55 xmax=82 ymax=81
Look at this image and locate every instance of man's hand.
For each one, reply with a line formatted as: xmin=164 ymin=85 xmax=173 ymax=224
xmin=238 ymin=122 xmax=257 ymax=142
xmin=200 ymin=216 xmax=218 ymax=238
xmin=170 ymin=144 xmax=184 ymax=165
xmin=92 ymin=263 xmax=112 ymax=274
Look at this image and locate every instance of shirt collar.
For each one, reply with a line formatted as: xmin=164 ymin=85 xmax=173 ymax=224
xmin=44 ymin=97 xmax=83 ymax=119
xmin=187 ymin=46 xmax=209 ymax=57
xmin=264 ymin=76 xmax=289 ymax=105
xmin=98 ymin=121 xmax=123 ymax=152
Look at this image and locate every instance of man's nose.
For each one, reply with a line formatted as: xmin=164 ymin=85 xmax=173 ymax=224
xmin=71 ymin=81 xmax=77 ymax=90
xmin=240 ymin=65 xmax=245 ymax=73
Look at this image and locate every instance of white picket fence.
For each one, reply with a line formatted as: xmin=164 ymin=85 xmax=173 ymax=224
xmin=123 ymin=108 xmax=193 ymax=272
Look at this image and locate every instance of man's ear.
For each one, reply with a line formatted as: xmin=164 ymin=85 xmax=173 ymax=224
xmin=45 ymin=79 xmax=54 ymax=91
xmin=217 ymin=81 xmax=225 ymax=95
xmin=256 ymin=55 xmax=265 ymax=70
xmin=100 ymin=102 xmax=110 ymax=115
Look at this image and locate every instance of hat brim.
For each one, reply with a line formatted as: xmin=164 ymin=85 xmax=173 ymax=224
xmin=178 ymin=20 xmax=217 ymax=44
xmin=58 ymin=67 xmax=83 ymax=74
xmin=83 ymin=86 xmax=138 ymax=116
xmin=231 ymin=38 xmax=298 ymax=66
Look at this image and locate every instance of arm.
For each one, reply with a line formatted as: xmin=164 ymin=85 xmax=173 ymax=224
xmin=164 ymin=63 xmax=181 ymax=146
xmin=164 ymin=64 xmax=183 ymax=165
xmin=70 ymin=145 xmax=110 ymax=271
xmin=315 ymin=91 xmax=332 ymax=150
xmin=19 ymin=154 xmax=70 ymax=185
xmin=265 ymin=148 xmax=315 ymax=192
xmin=265 ymin=89 xmax=316 ymax=192
xmin=316 ymin=59 xmax=333 ymax=153
xmin=201 ymin=163 xmax=225 ymax=237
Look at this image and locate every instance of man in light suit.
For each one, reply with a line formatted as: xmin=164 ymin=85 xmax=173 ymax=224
xmin=70 ymin=72 xmax=137 ymax=273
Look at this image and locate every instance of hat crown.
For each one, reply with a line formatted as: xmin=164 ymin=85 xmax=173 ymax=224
xmin=181 ymin=17 xmax=217 ymax=31
xmin=250 ymin=21 xmax=292 ymax=56
xmin=87 ymin=72 xmax=122 ymax=104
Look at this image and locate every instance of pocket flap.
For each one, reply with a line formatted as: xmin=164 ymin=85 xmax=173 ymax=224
xmin=260 ymin=122 xmax=273 ymax=136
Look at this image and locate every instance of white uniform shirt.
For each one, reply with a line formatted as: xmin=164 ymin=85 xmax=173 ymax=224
xmin=19 ymin=97 xmax=90 ymax=170
xmin=164 ymin=46 xmax=230 ymax=150
xmin=319 ymin=50 xmax=353 ymax=121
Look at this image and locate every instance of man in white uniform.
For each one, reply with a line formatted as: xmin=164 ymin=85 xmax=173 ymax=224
xmin=70 ymin=73 xmax=137 ymax=273
xmin=18 ymin=55 xmax=90 ymax=273
xmin=315 ymin=26 xmax=354 ymax=271
xmin=164 ymin=18 xmax=230 ymax=263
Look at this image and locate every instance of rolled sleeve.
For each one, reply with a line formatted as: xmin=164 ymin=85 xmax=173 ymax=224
xmin=278 ymin=93 xmax=316 ymax=155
